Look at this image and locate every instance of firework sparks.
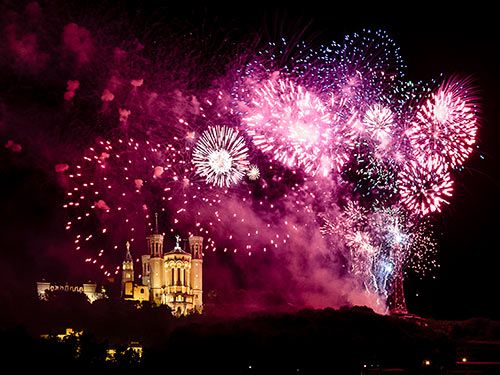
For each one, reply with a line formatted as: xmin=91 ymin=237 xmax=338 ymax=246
xmin=363 ymin=104 xmax=394 ymax=150
xmin=63 ymin=138 xmax=167 ymax=276
xmin=398 ymin=159 xmax=454 ymax=216
xmin=247 ymin=164 xmax=260 ymax=180
xmin=241 ymin=75 xmax=344 ymax=176
xmin=407 ymin=78 xmax=478 ymax=169
xmin=192 ymin=125 xmax=250 ymax=188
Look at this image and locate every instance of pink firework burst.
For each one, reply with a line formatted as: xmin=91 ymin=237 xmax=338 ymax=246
xmin=346 ymin=230 xmax=377 ymax=285
xmin=407 ymin=78 xmax=478 ymax=169
xmin=242 ymin=74 xmax=350 ymax=176
xmin=346 ymin=230 xmax=375 ymax=255
xmin=398 ymin=159 xmax=454 ymax=216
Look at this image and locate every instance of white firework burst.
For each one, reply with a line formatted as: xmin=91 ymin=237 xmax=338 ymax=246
xmin=247 ymin=164 xmax=260 ymax=180
xmin=192 ymin=125 xmax=250 ymax=187
xmin=363 ymin=104 xmax=394 ymax=149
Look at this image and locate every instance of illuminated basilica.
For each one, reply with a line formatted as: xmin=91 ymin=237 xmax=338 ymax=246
xmin=121 ymin=229 xmax=203 ymax=316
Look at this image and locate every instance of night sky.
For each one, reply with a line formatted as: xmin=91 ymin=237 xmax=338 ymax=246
xmin=0 ymin=1 xmax=498 ymax=319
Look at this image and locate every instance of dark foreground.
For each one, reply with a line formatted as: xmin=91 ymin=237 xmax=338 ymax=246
xmin=1 ymin=295 xmax=500 ymax=374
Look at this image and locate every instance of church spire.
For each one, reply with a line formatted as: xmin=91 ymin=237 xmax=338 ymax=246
xmin=154 ymin=212 xmax=159 ymax=234
xmin=125 ymin=241 xmax=132 ymax=262
xmin=121 ymin=240 xmax=134 ymax=296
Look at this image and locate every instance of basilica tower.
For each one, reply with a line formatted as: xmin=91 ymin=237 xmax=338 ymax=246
xmin=163 ymin=235 xmax=193 ymax=315
xmin=189 ymin=236 xmax=203 ymax=312
xmin=147 ymin=214 xmax=164 ymax=304
xmin=121 ymin=241 xmax=134 ymax=296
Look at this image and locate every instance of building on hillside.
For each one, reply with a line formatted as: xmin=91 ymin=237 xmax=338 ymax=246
xmin=122 ymin=229 xmax=203 ymax=316
xmin=37 ymin=281 xmax=107 ymax=303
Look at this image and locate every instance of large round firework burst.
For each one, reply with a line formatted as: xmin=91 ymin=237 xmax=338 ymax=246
xmin=192 ymin=125 xmax=250 ymax=188
xmin=406 ymin=78 xmax=478 ymax=169
xmin=398 ymin=159 xmax=454 ymax=216
xmin=241 ymin=74 xmax=354 ymax=176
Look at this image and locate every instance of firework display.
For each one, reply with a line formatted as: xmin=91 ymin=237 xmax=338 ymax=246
xmin=54 ymin=26 xmax=479 ymax=313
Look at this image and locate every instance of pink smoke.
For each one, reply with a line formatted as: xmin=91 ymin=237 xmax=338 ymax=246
xmin=62 ymin=23 xmax=93 ymax=65
xmin=131 ymin=79 xmax=144 ymax=87
xmin=119 ymin=108 xmax=131 ymax=122
xmin=67 ymin=80 xmax=80 ymax=91
xmin=205 ymin=195 xmax=387 ymax=315
xmin=99 ymin=152 xmax=110 ymax=160
xmin=55 ymin=163 xmax=69 ymax=173
xmin=153 ymin=166 xmax=164 ymax=178
xmin=25 ymin=2 xmax=42 ymax=21
xmin=5 ymin=140 xmax=22 ymax=153
xmin=64 ymin=80 xmax=80 ymax=101
xmin=100 ymin=89 xmax=114 ymax=103
xmin=5 ymin=23 xmax=49 ymax=71
xmin=94 ymin=199 xmax=110 ymax=211
xmin=134 ymin=179 xmax=144 ymax=189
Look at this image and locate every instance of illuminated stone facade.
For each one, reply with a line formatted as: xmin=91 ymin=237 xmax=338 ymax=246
xmin=37 ymin=281 xmax=106 ymax=303
xmin=122 ymin=233 xmax=203 ymax=316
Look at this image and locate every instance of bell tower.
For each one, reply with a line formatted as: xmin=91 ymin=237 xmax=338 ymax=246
xmin=121 ymin=241 xmax=134 ymax=296
xmin=147 ymin=213 xmax=164 ymax=304
xmin=189 ymin=236 xmax=203 ymax=312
